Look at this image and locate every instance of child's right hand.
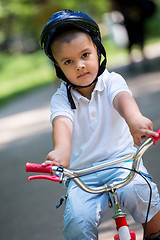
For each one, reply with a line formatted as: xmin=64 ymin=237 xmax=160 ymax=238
xmin=42 ymin=116 xmax=72 ymax=169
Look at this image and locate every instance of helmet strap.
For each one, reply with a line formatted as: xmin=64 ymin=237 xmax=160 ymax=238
xmin=66 ymin=77 xmax=98 ymax=110
xmin=66 ymin=84 xmax=76 ymax=109
xmin=54 ymin=35 xmax=107 ymax=109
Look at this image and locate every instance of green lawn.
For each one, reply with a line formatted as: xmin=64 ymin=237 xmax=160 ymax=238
xmin=0 ymin=51 xmax=55 ymax=106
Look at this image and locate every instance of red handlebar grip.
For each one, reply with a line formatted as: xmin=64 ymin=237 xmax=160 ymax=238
xmin=26 ymin=162 xmax=53 ymax=175
xmin=150 ymin=129 xmax=160 ymax=145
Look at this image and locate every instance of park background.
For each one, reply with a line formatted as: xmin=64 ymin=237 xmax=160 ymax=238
xmin=0 ymin=1 xmax=160 ymax=240
xmin=1 ymin=0 xmax=160 ymax=106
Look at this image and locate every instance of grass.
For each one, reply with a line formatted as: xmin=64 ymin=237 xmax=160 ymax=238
xmin=103 ymin=38 xmax=128 ymax=68
xmin=0 ymin=51 xmax=55 ymax=106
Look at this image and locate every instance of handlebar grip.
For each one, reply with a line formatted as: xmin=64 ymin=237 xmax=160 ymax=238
xmin=150 ymin=129 xmax=160 ymax=145
xmin=26 ymin=162 xmax=53 ymax=175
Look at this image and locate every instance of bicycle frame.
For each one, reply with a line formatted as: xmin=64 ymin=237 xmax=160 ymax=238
xmin=26 ymin=130 xmax=160 ymax=240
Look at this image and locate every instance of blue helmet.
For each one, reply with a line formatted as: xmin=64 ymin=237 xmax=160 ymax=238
xmin=40 ymin=10 xmax=107 ymax=108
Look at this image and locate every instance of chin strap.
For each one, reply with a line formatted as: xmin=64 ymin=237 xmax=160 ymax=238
xmin=66 ymin=84 xmax=76 ymax=109
xmin=66 ymin=77 xmax=98 ymax=109
xmin=145 ymin=232 xmax=160 ymax=240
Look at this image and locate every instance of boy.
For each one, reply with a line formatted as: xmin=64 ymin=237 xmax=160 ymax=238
xmin=40 ymin=10 xmax=160 ymax=239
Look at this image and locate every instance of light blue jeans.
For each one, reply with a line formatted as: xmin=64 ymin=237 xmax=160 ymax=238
xmin=63 ymin=160 xmax=160 ymax=240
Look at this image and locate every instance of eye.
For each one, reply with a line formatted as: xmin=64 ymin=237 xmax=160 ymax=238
xmin=64 ymin=59 xmax=72 ymax=65
xmin=82 ymin=52 xmax=90 ymax=58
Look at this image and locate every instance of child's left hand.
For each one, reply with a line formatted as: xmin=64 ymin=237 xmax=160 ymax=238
xmin=128 ymin=115 xmax=159 ymax=146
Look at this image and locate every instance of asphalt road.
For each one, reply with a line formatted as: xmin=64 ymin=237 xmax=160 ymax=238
xmin=0 ymin=56 xmax=160 ymax=240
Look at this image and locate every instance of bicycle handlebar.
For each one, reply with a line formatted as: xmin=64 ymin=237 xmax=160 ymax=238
xmin=26 ymin=129 xmax=160 ymax=194
xmin=26 ymin=162 xmax=53 ymax=175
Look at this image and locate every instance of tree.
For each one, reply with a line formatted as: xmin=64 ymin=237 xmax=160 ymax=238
xmin=0 ymin=0 xmax=159 ymax=53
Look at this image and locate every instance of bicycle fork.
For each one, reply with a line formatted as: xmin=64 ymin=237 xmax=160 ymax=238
xmin=108 ymin=190 xmax=136 ymax=240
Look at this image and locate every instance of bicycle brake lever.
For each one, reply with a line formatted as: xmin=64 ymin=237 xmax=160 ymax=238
xmin=55 ymin=165 xmax=64 ymax=183
xmin=28 ymin=175 xmax=60 ymax=182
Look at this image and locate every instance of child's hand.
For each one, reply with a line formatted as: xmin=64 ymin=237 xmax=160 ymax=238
xmin=42 ymin=116 xmax=72 ymax=169
xmin=113 ymin=92 xmax=159 ymax=145
xmin=128 ymin=115 xmax=159 ymax=146
xmin=42 ymin=148 xmax=70 ymax=169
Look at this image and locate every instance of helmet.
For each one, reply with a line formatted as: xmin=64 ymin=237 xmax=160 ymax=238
xmin=40 ymin=10 xmax=106 ymax=79
xmin=40 ymin=10 xmax=107 ymax=108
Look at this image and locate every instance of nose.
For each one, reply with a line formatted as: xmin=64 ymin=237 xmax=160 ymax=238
xmin=76 ymin=60 xmax=85 ymax=71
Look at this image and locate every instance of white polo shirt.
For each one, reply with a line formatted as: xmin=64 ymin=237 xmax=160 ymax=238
xmin=50 ymin=69 xmax=136 ymax=169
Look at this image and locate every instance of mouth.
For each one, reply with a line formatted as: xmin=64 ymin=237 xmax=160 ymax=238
xmin=77 ymin=72 xmax=89 ymax=79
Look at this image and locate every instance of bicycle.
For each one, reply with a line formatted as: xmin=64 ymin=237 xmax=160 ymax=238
xmin=26 ymin=129 xmax=160 ymax=240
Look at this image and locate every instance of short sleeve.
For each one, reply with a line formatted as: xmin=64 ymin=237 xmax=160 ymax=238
xmin=107 ymin=72 xmax=132 ymax=106
xmin=50 ymin=83 xmax=74 ymax=125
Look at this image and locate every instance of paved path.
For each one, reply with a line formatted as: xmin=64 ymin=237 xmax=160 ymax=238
xmin=0 ymin=55 xmax=160 ymax=240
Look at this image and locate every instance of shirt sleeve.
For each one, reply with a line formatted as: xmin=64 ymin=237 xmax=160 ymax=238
xmin=107 ymin=72 xmax=132 ymax=106
xmin=50 ymin=83 xmax=74 ymax=125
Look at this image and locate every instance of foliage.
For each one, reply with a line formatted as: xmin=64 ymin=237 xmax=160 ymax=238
xmin=145 ymin=0 xmax=160 ymax=38
xmin=0 ymin=0 xmax=160 ymax=53
xmin=0 ymin=0 xmax=160 ymax=106
xmin=0 ymin=0 xmax=111 ymax=52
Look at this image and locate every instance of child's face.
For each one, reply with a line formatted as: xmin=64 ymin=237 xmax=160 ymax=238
xmin=51 ymin=31 xmax=99 ymax=88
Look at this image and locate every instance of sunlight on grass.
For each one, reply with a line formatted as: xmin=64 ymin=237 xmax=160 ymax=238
xmin=0 ymin=51 xmax=54 ymax=104
xmin=102 ymin=38 xmax=129 ymax=68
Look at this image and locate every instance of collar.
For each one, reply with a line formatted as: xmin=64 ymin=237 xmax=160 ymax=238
xmin=71 ymin=69 xmax=108 ymax=103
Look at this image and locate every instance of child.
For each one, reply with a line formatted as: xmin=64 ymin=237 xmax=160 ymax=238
xmin=40 ymin=10 xmax=160 ymax=240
